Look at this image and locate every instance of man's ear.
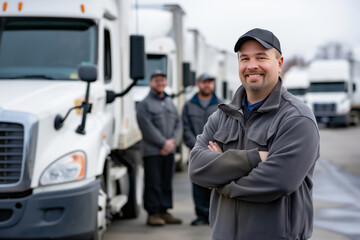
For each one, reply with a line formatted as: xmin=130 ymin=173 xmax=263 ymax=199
xmin=278 ymin=56 xmax=284 ymax=74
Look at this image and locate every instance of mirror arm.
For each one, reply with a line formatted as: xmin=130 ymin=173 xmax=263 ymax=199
xmin=76 ymin=82 xmax=91 ymax=134
xmin=54 ymin=105 xmax=83 ymax=130
xmin=106 ymin=79 xmax=139 ymax=104
xmin=170 ymin=88 xmax=186 ymax=98
xmin=116 ymin=79 xmax=138 ymax=97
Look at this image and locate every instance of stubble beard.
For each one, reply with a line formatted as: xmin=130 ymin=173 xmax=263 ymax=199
xmin=199 ymin=88 xmax=213 ymax=97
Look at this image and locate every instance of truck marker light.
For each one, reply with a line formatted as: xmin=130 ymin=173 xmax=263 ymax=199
xmin=75 ymin=98 xmax=83 ymax=115
xmin=103 ymin=134 xmax=107 ymax=139
xmin=81 ymin=4 xmax=85 ymax=13
xmin=18 ymin=1 xmax=22 ymax=11
xmin=75 ymin=97 xmax=92 ymax=114
xmin=72 ymin=153 xmax=85 ymax=179
xmin=3 ymin=2 xmax=7 ymax=11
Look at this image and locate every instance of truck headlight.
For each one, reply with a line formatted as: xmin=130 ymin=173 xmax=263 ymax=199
xmin=40 ymin=151 xmax=86 ymax=185
xmin=337 ymin=98 xmax=350 ymax=114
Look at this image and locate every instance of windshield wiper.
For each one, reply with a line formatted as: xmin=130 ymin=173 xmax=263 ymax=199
xmin=3 ymin=74 xmax=55 ymax=80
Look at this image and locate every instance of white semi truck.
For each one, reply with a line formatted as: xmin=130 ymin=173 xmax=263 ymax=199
xmin=0 ymin=0 xmax=145 ymax=239
xmin=305 ymin=59 xmax=360 ymax=126
xmin=283 ymin=66 xmax=309 ymax=102
xmin=131 ymin=4 xmax=193 ymax=171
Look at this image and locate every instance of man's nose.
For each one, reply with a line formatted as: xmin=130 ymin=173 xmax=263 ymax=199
xmin=246 ymin=59 xmax=259 ymax=70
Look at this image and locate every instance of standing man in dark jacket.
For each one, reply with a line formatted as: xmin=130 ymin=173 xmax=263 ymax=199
xmin=136 ymin=70 xmax=182 ymax=226
xmin=189 ymin=28 xmax=320 ymax=240
xmin=182 ymin=73 xmax=222 ymax=226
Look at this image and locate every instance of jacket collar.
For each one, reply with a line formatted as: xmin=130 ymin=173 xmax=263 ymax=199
xmin=219 ymin=77 xmax=286 ymax=116
xmin=191 ymin=92 xmax=219 ymax=108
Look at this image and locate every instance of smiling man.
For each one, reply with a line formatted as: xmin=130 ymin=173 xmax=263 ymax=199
xmin=188 ymin=28 xmax=320 ymax=240
xmin=136 ymin=69 xmax=183 ymax=226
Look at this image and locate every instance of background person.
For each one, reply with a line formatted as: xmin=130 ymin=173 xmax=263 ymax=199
xmin=136 ymin=69 xmax=183 ymax=226
xmin=189 ymin=28 xmax=320 ymax=239
xmin=182 ymin=73 xmax=222 ymax=226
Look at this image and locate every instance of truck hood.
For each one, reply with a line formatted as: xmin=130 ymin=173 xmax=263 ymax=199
xmin=0 ymin=80 xmax=87 ymax=118
xmin=306 ymin=92 xmax=347 ymax=103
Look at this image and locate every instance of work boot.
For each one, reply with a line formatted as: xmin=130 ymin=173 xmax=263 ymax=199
xmin=147 ymin=214 xmax=165 ymax=226
xmin=160 ymin=212 xmax=183 ymax=224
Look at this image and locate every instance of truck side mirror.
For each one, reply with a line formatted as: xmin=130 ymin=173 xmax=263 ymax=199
xmin=76 ymin=64 xmax=97 ymax=134
xmin=130 ymin=35 xmax=145 ymax=81
xmin=54 ymin=65 xmax=97 ymax=132
xmin=78 ymin=64 xmax=97 ymax=82
xmin=353 ymin=83 xmax=356 ymax=92
xmin=182 ymin=62 xmax=191 ymax=87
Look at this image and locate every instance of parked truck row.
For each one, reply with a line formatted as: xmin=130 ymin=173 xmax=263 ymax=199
xmin=130 ymin=4 xmax=239 ymax=170
xmin=284 ymin=58 xmax=360 ymax=127
xmin=0 ymin=1 xmax=239 ymax=240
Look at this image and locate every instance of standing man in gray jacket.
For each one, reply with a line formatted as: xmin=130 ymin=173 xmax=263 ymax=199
xmin=188 ymin=28 xmax=320 ymax=240
xmin=182 ymin=73 xmax=222 ymax=226
xmin=136 ymin=70 xmax=182 ymax=226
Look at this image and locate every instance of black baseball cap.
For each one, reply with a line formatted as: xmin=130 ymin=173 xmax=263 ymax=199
xmin=150 ymin=69 xmax=166 ymax=79
xmin=234 ymin=28 xmax=282 ymax=54
xmin=197 ymin=73 xmax=214 ymax=83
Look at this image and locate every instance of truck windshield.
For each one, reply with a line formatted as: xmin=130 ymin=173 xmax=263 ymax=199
xmin=0 ymin=17 xmax=97 ymax=80
xmin=308 ymin=82 xmax=347 ymax=92
xmin=137 ymin=54 xmax=167 ymax=86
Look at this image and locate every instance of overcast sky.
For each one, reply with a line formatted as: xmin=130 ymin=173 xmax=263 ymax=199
xmin=137 ymin=0 xmax=360 ymax=61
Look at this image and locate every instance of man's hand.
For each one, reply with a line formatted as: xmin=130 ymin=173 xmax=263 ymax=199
xmin=208 ymin=141 xmax=223 ymax=153
xmin=259 ymin=151 xmax=268 ymax=162
xmin=160 ymin=139 xmax=175 ymax=156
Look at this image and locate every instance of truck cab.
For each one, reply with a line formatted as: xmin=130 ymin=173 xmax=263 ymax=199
xmin=283 ymin=66 xmax=309 ymax=102
xmin=305 ymin=59 xmax=360 ymax=126
xmin=0 ymin=0 xmax=145 ymax=239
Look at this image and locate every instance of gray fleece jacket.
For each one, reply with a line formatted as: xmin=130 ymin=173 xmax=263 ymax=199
xmin=182 ymin=92 xmax=222 ymax=149
xmin=188 ymin=79 xmax=320 ymax=240
xmin=136 ymin=89 xmax=181 ymax=157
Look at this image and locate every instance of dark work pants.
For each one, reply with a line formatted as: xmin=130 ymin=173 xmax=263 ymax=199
xmin=143 ymin=154 xmax=175 ymax=215
xmin=192 ymin=182 xmax=211 ymax=221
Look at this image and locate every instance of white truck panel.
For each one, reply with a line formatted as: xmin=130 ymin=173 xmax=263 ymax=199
xmin=132 ymin=8 xmax=173 ymax=39
xmin=309 ymin=59 xmax=350 ymax=82
xmin=283 ymin=67 xmax=309 ymax=89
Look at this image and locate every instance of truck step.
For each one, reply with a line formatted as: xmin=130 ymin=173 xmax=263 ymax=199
xmin=110 ymin=195 xmax=128 ymax=214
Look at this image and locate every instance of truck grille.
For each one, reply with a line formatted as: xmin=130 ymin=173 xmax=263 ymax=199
xmin=313 ymin=103 xmax=336 ymax=115
xmin=0 ymin=122 xmax=24 ymax=184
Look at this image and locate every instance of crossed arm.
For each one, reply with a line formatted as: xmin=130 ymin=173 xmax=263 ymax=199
xmin=208 ymin=141 xmax=268 ymax=162
xmin=189 ymin=112 xmax=320 ymax=202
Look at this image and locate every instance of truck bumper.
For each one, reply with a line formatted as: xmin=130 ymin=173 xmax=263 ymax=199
xmin=316 ymin=114 xmax=349 ymax=125
xmin=0 ymin=179 xmax=100 ymax=240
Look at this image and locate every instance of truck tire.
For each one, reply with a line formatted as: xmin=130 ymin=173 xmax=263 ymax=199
xmin=111 ymin=146 xmax=143 ymax=219
xmin=121 ymin=167 xmax=140 ymax=218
